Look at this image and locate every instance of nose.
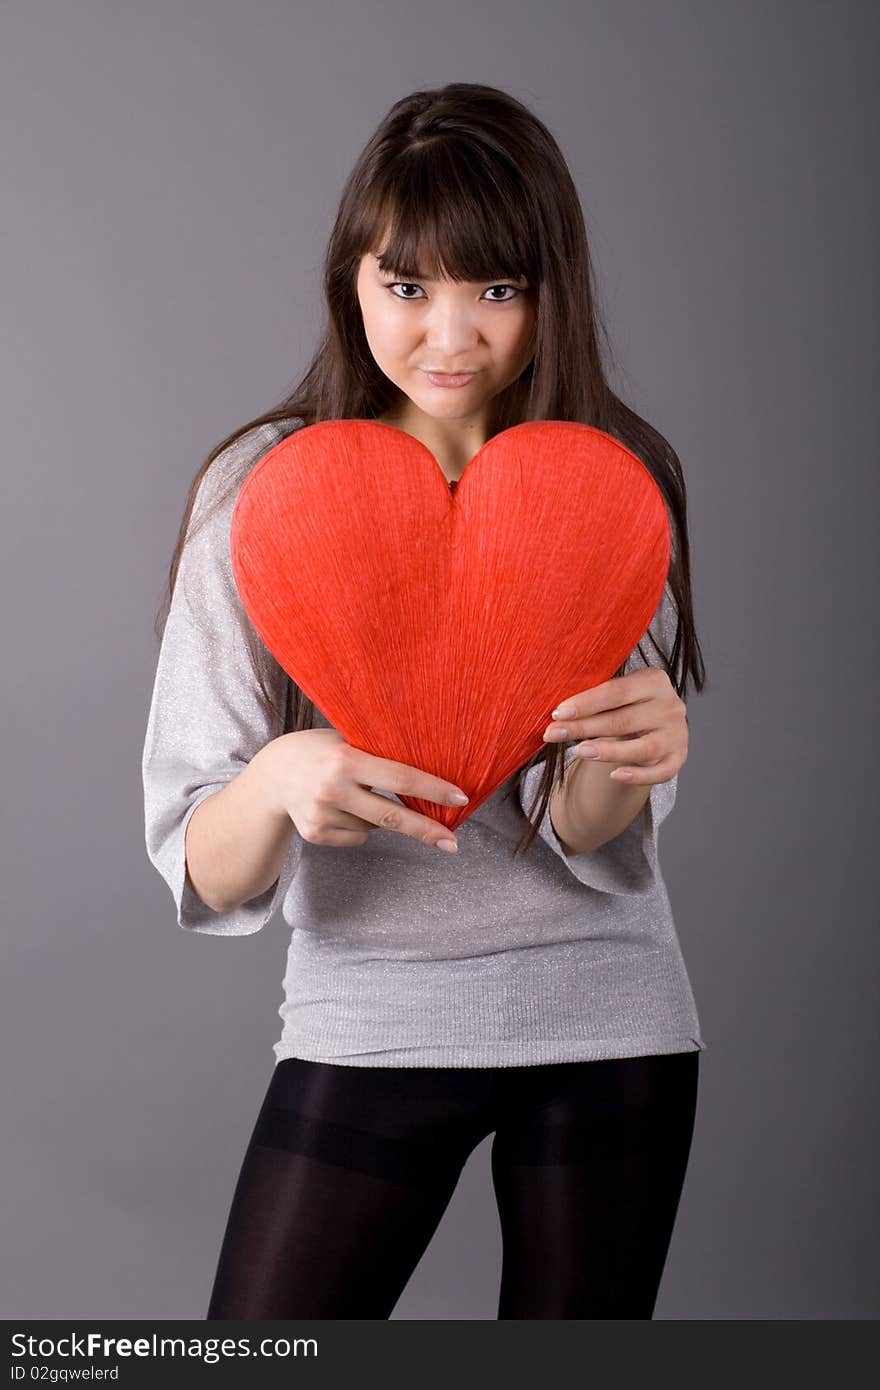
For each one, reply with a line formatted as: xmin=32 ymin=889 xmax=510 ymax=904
xmin=423 ymin=299 xmax=482 ymax=354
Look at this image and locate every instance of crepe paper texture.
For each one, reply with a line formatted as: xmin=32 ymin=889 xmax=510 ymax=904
xmin=230 ymin=418 xmax=670 ymax=832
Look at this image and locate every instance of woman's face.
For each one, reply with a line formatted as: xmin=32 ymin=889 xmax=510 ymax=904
xmin=355 ymin=249 xmax=537 ymax=432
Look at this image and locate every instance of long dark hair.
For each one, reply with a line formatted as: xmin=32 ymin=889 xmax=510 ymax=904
xmin=153 ymin=80 xmax=706 ymax=856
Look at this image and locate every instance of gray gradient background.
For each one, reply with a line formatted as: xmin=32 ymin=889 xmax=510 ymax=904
xmin=2 ymin=0 xmax=877 ymax=1320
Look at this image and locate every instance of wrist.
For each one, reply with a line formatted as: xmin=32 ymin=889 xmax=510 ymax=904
xmin=247 ymin=735 xmax=298 ymax=823
xmin=553 ymin=754 xmax=650 ymax=855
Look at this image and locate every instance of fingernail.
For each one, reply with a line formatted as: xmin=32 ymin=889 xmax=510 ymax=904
xmin=610 ymin=769 xmax=633 ymax=781
xmin=449 ymin=791 xmax=469 ymax=805
xmin=576 ymin=742 xmax=600 ymax=758
xmin=552 ymin=703 xmax=577 ymax=719
xmin=437 ymin=838 xmax=458 ymax=853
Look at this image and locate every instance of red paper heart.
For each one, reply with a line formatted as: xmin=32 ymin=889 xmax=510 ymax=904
xmin=230 ymin=419 xmax=670 ymax=832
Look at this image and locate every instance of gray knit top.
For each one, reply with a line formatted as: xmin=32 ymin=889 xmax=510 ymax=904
xmin=141 ymin=422 xmax=705 ymax=1067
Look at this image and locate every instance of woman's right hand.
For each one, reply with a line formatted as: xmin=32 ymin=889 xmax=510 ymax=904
xmin=252 ymin=728 xmax=468 ymax=853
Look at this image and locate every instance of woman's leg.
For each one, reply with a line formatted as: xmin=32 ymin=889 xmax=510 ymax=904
xmin=206 ymin=1057 xmax=493 ymax=1319
xmin=490 ymin=1051 xmax=700 ymax=1318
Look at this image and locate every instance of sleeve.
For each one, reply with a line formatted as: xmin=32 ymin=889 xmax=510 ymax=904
xmin=141 ymin=426 xmax=303 ymax=935
xmin=518 ymin=582 xmax=682 ymax=896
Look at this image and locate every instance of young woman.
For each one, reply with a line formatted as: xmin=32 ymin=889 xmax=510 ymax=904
xmin=142 ymin=81 xmax=707 ymax=1320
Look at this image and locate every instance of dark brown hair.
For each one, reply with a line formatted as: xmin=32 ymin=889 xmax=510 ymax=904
xmin=153 ymin=80 xmax=706 ymax=856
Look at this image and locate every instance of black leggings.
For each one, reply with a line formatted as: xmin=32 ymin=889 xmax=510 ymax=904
xmin=206 ymin=1049 xmax=699 ymax=1320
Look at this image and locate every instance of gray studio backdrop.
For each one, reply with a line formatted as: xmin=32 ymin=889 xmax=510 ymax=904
xmin=2 ymin=0 xmax=877 ymax=1319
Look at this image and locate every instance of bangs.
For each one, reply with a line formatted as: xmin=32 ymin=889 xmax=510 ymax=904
xmin=365 ymin=146 xmax=539 ymax=284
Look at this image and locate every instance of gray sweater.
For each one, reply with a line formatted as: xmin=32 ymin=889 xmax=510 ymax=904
xmin=141 ymin=422 xmax=705 ymax=1067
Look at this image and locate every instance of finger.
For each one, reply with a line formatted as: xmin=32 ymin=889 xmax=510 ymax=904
xmin=342 ymin=745 xmax=469 ymax=809
xmin=570 ymin=732 xmax=669 ymax=766
xmin=605 ymin=754 xmax=680 ymax=784
xmin=321 ymin=807 xmax=379 ymax=832
xmin=345 ymin=784 xmax=461 ymax=851
xmin=550 ymin=670 xmax=656 ymax=722
xmin=295 ymin=802 xmax=382 ymax=848
xmin=308 ymin=825 xmax=372 ymax=847
xmin=545 ymin=704 xmax=647 ymax=743
xmin=585 ymin=750 xmax=681 ymax=785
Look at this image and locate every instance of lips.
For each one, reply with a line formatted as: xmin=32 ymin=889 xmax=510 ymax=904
xmin=422 ymin=370 xmax=478 ymax=388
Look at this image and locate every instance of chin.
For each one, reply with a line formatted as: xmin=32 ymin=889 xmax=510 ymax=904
xmin=415 ymin=384 xmax=489 ymax=411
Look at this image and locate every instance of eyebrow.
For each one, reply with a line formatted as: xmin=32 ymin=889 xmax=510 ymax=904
xmin=376 ymin=265 xmax=526 ymax=284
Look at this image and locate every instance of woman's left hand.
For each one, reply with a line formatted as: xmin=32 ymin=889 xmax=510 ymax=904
xmin=543 ymin=669 xmax=688 ymax=785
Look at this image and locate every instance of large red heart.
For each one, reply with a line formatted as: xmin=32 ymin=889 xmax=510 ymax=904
xmin=230 ymin=419 xmax=670 ymax=833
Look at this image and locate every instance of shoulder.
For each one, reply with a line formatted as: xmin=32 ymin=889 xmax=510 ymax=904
xmin=194 ymin=419 xmax=301 ymax=518
xmin=178 ymin=421 xmax=303 ymax=611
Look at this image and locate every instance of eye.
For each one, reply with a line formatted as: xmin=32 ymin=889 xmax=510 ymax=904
xmin=483 ymin=284 xmax=521 ymax=302
xmin=384 ymin=282 xmax=524 ymax=302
